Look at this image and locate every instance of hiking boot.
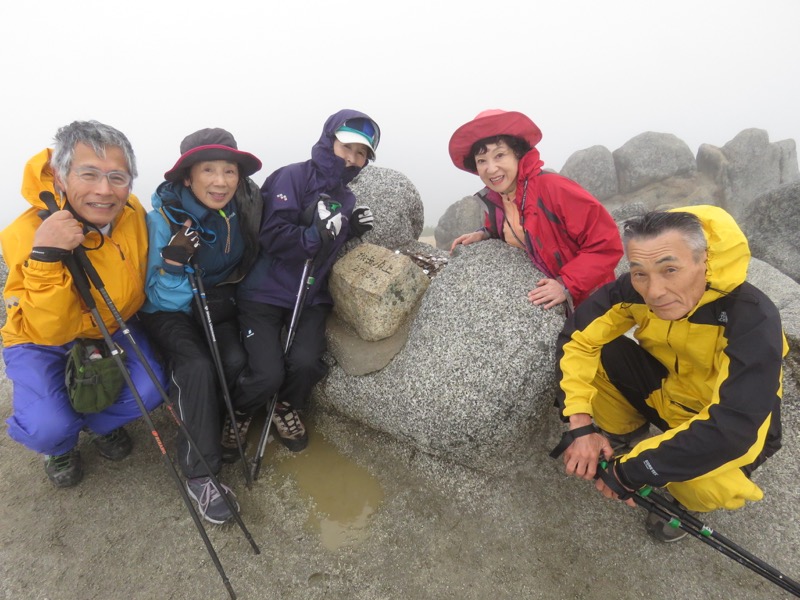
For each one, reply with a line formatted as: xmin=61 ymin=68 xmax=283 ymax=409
xmin=220 ymin=412 xmax=253 ymax=464
xmin=92 ymin=427 xmax=133 ymax=461
xmin=601 ymin=422 xmax=651 ymax=453
xmin=271 ymin=401 xmax=308 ymax=452
xmin=44 ymin=449 xmax=83 ymax=488
xmin=186 ymin=476 xmax=239 ymax=525
xmin=644 ymin=493 xmax=689 ymax=543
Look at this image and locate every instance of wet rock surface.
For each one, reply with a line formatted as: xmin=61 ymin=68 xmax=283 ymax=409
xmin=0 ymin=368 xmax=797 ymax=600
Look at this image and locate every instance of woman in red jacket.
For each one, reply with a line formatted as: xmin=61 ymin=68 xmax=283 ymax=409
xmin=449 ymin=109 xmax=623 ymax=312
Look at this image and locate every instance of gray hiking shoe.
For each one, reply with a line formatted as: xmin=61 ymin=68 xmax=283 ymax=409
xmin=186 ymin=477 xmax=240 ymax=525
xmin=601 ymin=423 xmax=651 ymax=453
xmin=644 ymin=493 xmax=689 ymax=543
xmin=271 ymin=402 xmax=308 ymax=452
xmin=44 ymin=448 xmax=83 ymax=488
xmin=221 ymin=412 xmax=253 ymax=464
xmin=92 ymin=427 xmax=133 ymax=461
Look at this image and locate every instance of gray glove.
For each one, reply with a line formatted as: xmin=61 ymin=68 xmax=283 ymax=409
xmin=350 ymin=206 xmax=374 ymax=237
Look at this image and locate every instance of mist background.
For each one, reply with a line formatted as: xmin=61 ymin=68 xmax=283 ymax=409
xmin=1 ymin=1 xmax=798 ymax=234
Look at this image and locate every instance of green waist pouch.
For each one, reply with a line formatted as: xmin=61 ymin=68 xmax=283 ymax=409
xmin=65 ymin=339 xmax=126 ymax=414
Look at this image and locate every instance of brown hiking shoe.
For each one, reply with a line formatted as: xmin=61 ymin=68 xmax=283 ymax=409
xmin=220 ymin=412 xmax=253 ymax=464
xmin=271 ymin=402 xmax=308 ymax=452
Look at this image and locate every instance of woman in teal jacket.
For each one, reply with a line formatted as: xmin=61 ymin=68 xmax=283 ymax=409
xmin=141 ymin=128 xmax=264 ymax=525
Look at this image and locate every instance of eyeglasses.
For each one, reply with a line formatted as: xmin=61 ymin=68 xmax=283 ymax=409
xmin=71 ymin=166 xmax=132 ymax=188
xmin=339 ymin=118 xmax=380 ymax=150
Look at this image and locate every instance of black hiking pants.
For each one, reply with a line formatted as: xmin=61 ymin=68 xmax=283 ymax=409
xmin=141 ymin=310 xmax=262 ymax=478
xmin=237 ymin=300 xmax=330 ymax=413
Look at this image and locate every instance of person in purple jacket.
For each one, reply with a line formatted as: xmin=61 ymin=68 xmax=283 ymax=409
xmin=234 ymin=109 xmax=379 ymax=452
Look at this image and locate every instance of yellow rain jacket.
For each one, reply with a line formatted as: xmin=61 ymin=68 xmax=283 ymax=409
xmin=557 ymin=205 xmax=787 ymax=496
xmin=1 ymin=149 xmax=148 ymax=348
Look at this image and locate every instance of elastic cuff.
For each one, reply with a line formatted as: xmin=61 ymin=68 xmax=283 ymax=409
xmin=30 ymin=247 xmax=70 ymax=262
xmin=615 ymin=460 xmax=638 ymax=491
xmin=160 ymin=262 xmax=185 ymax=275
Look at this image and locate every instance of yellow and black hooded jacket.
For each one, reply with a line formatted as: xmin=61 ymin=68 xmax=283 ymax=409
xmin=1 ymin=149 xmax=148 ymax=348
xmin=556 ymin=205 xmax=788 ymax=487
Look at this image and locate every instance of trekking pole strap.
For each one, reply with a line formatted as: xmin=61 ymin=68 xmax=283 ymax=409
xmin=595 ymin=459 xmax=635 ymax=501
xmin=549 ymin=423 xmax=599 ymax=459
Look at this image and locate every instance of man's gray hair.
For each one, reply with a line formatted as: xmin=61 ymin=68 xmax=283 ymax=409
xmin=622 ymin=210 xmax=707 ymax=262
xmin=50 ymin=120 xmax=137 ymax=184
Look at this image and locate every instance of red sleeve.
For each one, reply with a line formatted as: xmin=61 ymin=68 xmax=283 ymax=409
xmin=542 ymin=177 xmax=623 ymax=305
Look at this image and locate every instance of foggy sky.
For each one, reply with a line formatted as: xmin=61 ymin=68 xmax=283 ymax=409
xmin=1 ymin=0 xmax=798 ymax=234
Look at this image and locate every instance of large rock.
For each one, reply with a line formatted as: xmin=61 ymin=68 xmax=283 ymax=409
xmin=434 ymin=195 xmax=484 ymax=251
xmin=613 ymin=132 xmax=697 ymax=194
xmin=746 ymin=256 xmax=800 ymax=382
xmin=315 ymin=240 xmax=565 ymax=471
xmin=739 ymin=180 xmax=800 ymax=285
xmin=696 ymin=143 xmax=730 ymax=190
xmin=560 ymin=145 xmax=618 ymax=201
xmin=325 ymin=310 xmax=414 ymax=376
xmin=329 ymin=244 xmax=430 ymax=342
xmin=717 ymin=129 xmax=784 ymax=220
xmin=696 ymin=131 xmax=799 ymax=221
xmin=602 ymin=172 xmax=720 ymax=217
xmin=777 ymin=139 xmax=800 ymax=182
xmin=349 ymin=165 xmax=425 ymax=249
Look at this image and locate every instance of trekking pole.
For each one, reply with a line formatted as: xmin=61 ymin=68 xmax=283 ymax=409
xmin=595 ymin=460 xmax=800 ymax=597
xmin=60 ymin=202 xmax=259 ymax=552
xmin=251 ymin=257 xmax=316 ymax=481
xmin=38 ymin=192 xmax=259 ymax=599
xmin=186 ymin=264 xmax=252 ymax=488
xmin=641 ymin=485 xmax=800 ymax=596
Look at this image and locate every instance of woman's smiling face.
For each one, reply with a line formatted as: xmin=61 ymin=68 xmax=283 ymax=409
xmin=474 ymin=140 xmax=520 ymax=196
xmin=184 ymin=160 xmax=239 ymax=210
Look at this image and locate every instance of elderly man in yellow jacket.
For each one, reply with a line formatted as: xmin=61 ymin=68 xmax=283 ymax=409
xmin=1 ymin=121 xmax=165 ymax=488
xmin=554 ymin=205 xmax=787 ymax=542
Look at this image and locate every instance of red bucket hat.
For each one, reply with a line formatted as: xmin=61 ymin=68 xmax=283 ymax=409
xmin=448 ymin=109 xmax=543 ymax=173
xmin=164 ymin=128 xmax=262 ymax=182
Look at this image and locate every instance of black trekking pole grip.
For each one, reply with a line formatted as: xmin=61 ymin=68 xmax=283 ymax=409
xmin=36 ymin=193 xmax=98 ymax=306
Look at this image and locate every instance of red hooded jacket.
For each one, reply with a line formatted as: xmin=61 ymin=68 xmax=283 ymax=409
xmin=478 ymin=149 xmax=623 ymax=307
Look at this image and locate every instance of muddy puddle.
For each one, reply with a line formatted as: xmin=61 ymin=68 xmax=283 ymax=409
xmin=263 ymin=425 xmax=384 ymax=551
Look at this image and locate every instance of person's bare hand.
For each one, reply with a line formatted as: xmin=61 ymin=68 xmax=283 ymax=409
xmin=527 ymin=278 xmax=567 ymax=309
xmin=450 ymin=230 xmax=487 ymax=254
xmin=563 ymin=432 xmax=613 ymax=480
xmin=33 ymin=210 xmax=85 ymax=250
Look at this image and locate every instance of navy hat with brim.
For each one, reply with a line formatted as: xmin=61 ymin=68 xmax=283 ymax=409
xmin=164 ymin=128 xmax=262 ymax=182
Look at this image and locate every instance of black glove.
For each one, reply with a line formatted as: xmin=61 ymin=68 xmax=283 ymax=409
xmin=350 ymin=206 xmax=374 ymax=237
xmin=596 ymin=458 xmax=636 ymax=501
xmin=161 ymin=224 xmax=200 ymax=265
xmin=315 ymin=195 xmax=342 ymax=240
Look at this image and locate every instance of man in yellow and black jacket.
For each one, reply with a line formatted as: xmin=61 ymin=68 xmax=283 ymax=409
xmin=554 ymin=205 xmax=787 ymax=540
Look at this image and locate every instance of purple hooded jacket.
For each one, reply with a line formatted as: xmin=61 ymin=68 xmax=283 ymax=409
xmin=237 ymin=109 xmax=375 ymax=308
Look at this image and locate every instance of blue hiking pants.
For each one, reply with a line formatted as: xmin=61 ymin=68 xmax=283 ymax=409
xmin=4 ymin=319 xmax=166 ymax=456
